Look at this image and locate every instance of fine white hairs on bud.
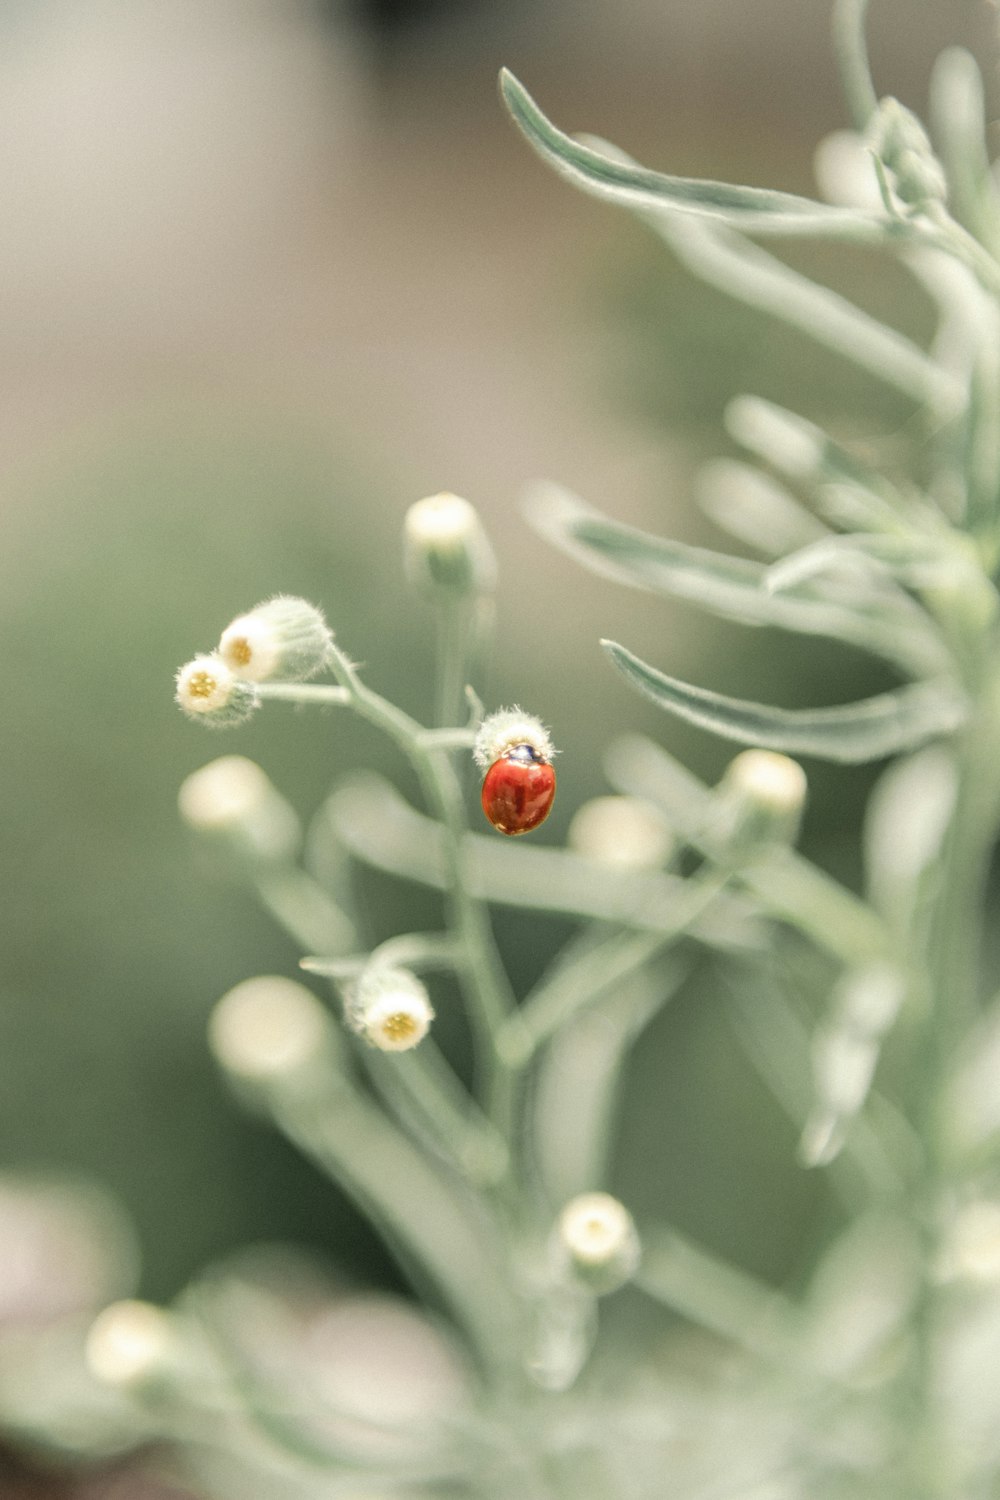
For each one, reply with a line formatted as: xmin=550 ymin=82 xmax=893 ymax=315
xmin=209 ymin=977 xmax=331 ymax=1081
xmin=403 ymin=492 xmax=496 ymax=598
xmin=85 ymin=1300 xmax=177 ymax=1388
xmin=177 ymin=756 xmax=300 ymax=859
xmin=348 ymin=968 xmax=434 ymax=1052
xmin=715 ymin=748 xmax=807 ymax=852
xmin=556 ymin=1192 xmax=640 ymax=1295
xmin=219 ymin=596 xmax=333 ymax=683
xmin=473 ymin=707 xmax=555 ymax=771
xmin=175 ymin=655 xmax=259 ymax=728
xmin=568 ymin=795 xmax=674 ymax=870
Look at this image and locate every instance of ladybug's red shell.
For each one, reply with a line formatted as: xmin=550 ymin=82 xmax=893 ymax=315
xmin=481 ymin=754 xmax=556 ymax=836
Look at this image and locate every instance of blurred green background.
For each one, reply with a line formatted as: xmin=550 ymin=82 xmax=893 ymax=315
xmin=0 ymin=0 xmax=994 ymax=1306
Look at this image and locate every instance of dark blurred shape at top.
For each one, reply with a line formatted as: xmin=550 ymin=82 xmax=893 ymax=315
xmin=341 ymin=0 xmax=483 ymax=35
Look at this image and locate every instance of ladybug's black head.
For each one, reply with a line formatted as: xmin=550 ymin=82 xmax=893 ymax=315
xmin=507 ymin=742 xmax=542 ymax=765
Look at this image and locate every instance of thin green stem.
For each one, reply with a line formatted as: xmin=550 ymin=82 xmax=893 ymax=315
xmin=434 ymin=599 xmax=474 ymax=728
xmin=507 ymin=872 xmax=728 ymax=1060
xmin=833 ymin=0 xmax=878 ymax=133
xmin=272 ymin=655 xmax=521 ymax=1151
xmin=363 ymin=1039 xmax=509 ymax=1188
xmin=900 ymin=655 xmax=1000 ymax=1496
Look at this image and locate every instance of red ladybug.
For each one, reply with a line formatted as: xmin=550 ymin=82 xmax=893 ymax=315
xmin=481 ymin=743 xmax=556 ymax=836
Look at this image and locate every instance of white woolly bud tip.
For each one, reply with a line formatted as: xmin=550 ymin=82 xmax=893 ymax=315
xmin=85 ymin=1300 xmax=176 ymax=1388
xmin=714 ymin=749 xmax=806 ymax=856
xmin=178 ymin=755 xmax=272 ymax=830
xmin=219 ymin=596 xmax=333 ymax=683
xmin=350 ymin=968 xmax=434 ymax=1052
xmin=568 ymin=796 xmax=674 ymax=869
xmin=177 ymin=756 xmax=299 ymax=858
xmin=403 ymin=492 xmax=496 ymax=597
xmin=725 ymin=750 xmax=807 ymax=817
xmin=473 ymin=707 xmax=555 ymax=771
xmin=175 ymin=656 xmax=258 ymax=727
xmin=557 ymin=1193 xmax=640 ymax=1292
xmin=209 ymin=977 xmax=330 ymax=1080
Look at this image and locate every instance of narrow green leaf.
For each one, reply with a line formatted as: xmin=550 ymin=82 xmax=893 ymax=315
xmin=697 ymin=459 xmax=830 ymax=559
xmin=635 ymin=1226 xmax=800 ymax=1360
xmin=326 ymin=772 xmax=762 ymax=946
xmin=766 ymin=532 xmax=969 ymax=593
xmin=500 ymin=70 xmax=885 ymax=242
xmin=527 ymin=482 xmax=952 ymax=678
xmin=532 ymin=958 xmax=687 ymax=1206
xmin=606 ymin=734 xmax=895 ymax=964
xmin=930 ymin=48 xmax=1000 ymax=256
xmin=602 ymin=639 xmax=966 ymax=763
xmin=650 ymin=215 xmax=959 ymax=414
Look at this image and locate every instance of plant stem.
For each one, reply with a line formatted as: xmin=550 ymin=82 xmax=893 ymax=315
xmin=263 ymin=660 xmax=521 ymax=1155
xmin=904 ymin=652 xmax=1000 ymax=1495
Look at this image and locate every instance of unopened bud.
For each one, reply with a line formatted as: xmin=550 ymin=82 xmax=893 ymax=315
xmin=219 ymin=596 xmax=333 ymax=683
xmin=714 ymin=749 xmax=807 ymax=854
xmin=348 ymin=968 xmax=434 ymax=1052
xmin=210 ymin=977 xmax=333 ymax=1081
xmin=178 ymin=755 xmax=299 ymax=860
xmin=567 ymin=795 xmax=673 ymax=869
xmin=555 ymin=1192 xmax=640 ymax=1295
xmin=175 ymin=655 xmax=259 ymax=728
xmin=403 ymin=492 xmax=496 ymax=599
xmin=85 ymin=1300 xmax=178 ymax=1389
xmin=870 ymin=97 xmax=947 ymax=211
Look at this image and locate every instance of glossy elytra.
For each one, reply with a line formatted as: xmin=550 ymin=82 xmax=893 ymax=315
xmin=481 ymin=742 xmax=557 ymax=836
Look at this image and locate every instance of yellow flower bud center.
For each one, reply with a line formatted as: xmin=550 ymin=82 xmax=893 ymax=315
xmin=227 ymin=636 xmax=253 ymax=668
xmin=381 ymin=1010 xmax=418 ymax=1043
xmin=188 ymin=669 xmax=218 ymax=699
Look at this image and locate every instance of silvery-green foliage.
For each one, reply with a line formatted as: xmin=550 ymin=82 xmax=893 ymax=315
xmin=7 ymin=4 xmax=1000 ymax=1498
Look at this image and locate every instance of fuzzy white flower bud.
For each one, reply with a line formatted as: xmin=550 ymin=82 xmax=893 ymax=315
xmin=714 ymin=749 xmax=807 ymax=853
xmin=555 ymin=1193 xmax=640 ymax=1295
xmin=175 ymin=655 xmax=259 ymax=728
xmin=403 ymin=492 xmax=496 ymax=598
xmin=85 ymin=1300 xmax=177 ymax=1388
xmin=178 ymin=756 xmax=299 ymax=860
xmin=219 ymin=596 xmax=333 ymax=683
xmin=473 ymin=707 xmax=555 ymax=771
xmin=210 ymin=977 xmax=332 ymax=1081
xmin=568 ymin=795 xmax=674 ymax=869
xmin=348 ymin=968 xmax=434 ymax=1052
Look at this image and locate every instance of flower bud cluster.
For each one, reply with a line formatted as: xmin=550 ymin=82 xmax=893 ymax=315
xmin=175 ymin=596 xmax=332 ymax=728
xmin=870 ymin=97 xmax=947 ymax=212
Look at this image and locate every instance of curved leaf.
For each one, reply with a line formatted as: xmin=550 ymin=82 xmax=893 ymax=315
xmin=650 ymin=215 xmax=959 ymax=414
xmin=602 ymin=639 xmax=966 ymax=763
xmin=500 ymin=70 xmax=885 ymax=242
xmin=527 ymin=482 xmax=952 ymax=678
xmin=766 ymin=532 xmax=971 ymax=593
